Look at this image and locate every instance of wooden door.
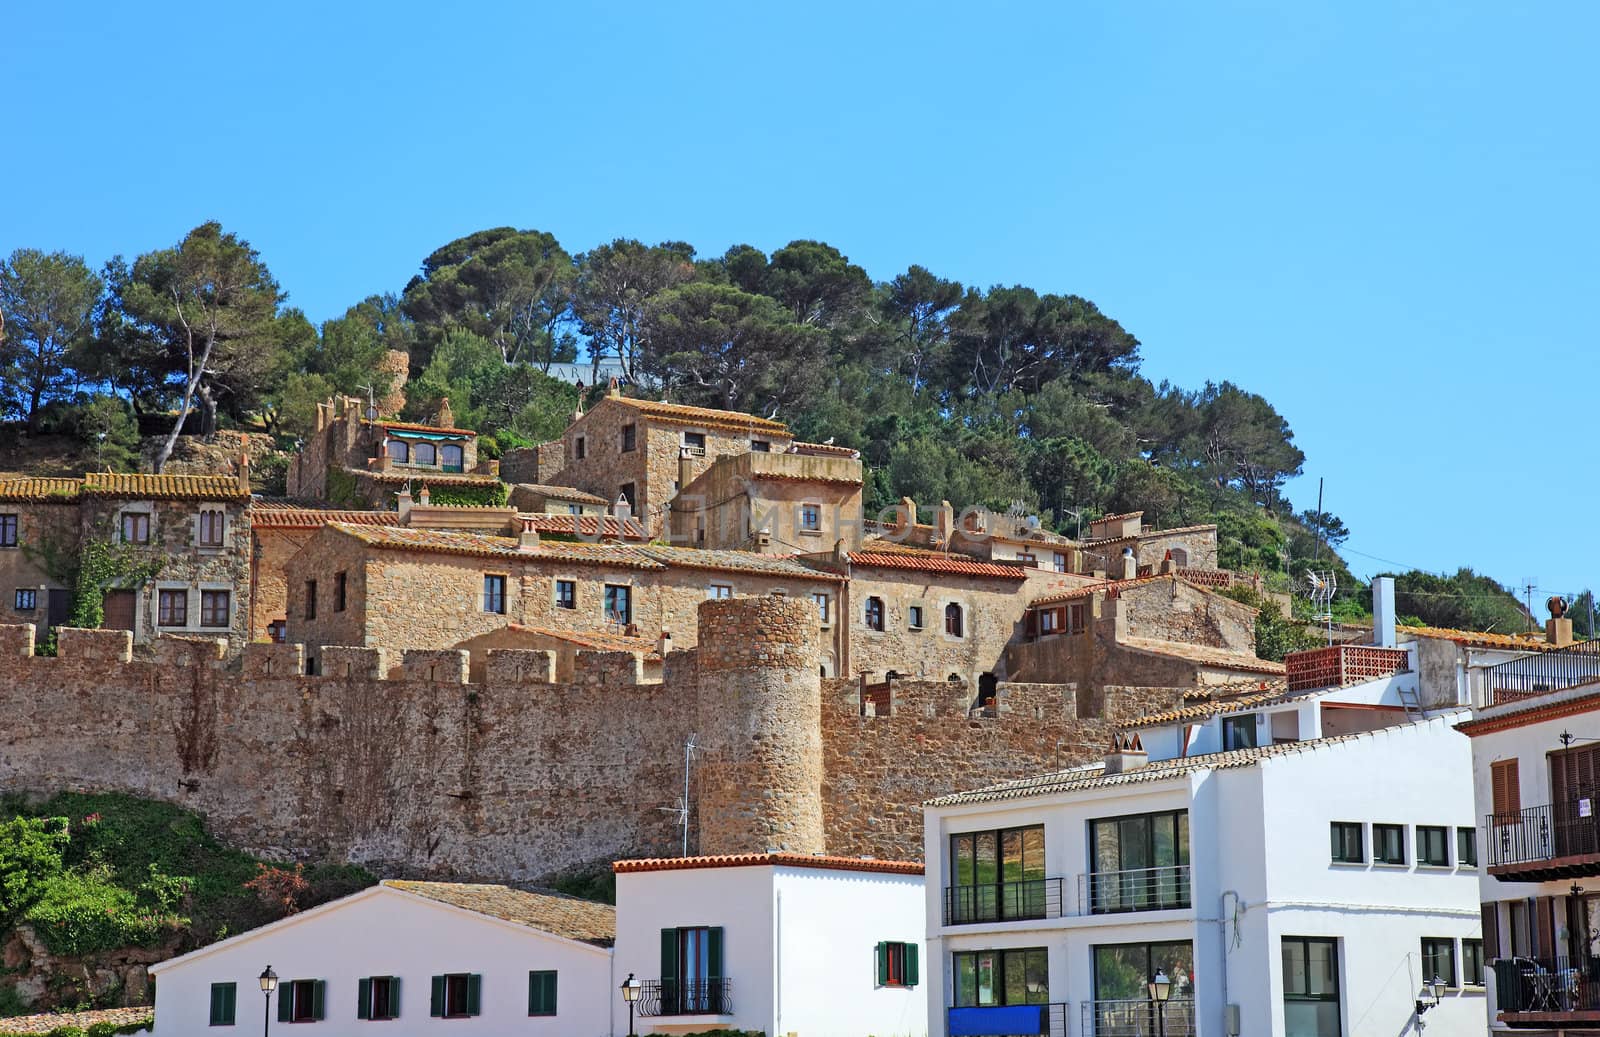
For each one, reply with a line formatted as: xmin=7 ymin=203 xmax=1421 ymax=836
xmin=1551 ymin=745 xmax=1600 ymax=856
xmin=46 ymin=589 xmax=71 ymax=630
xmin=102 ymin=590 xmax=136 ymax=632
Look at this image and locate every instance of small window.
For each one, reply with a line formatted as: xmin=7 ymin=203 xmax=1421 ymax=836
xmin=0 ymin=514 xmax=16 ymax=548
xmin=1067 ymin=602 xmax=1088 ymax=634
xmin=1015 ymin=552 xmax=1036 ymax=564
xmin=386 ymin=440 xmax=408 ymax=462
xmin=304 ymin=580 xmax=317 ymax=621
xmin=683 ymin=431 xmax=706 ymax=453
xmin=620 ymin=424 xmax=637 ymax=452
xmin=1420 ymin=937 xmax=1457 ymax=988
xmin=440 ymin=444 xmax=464 ymax=472
xmin=945 ymin=602 xmax=964 ymax=637
xmin=1491 ymin=758 xmax=1521 ymax=821
xmin=209 ymin=981 xmax=237 ymax=1026
xmin=574 ymin=436 xmax=586 ymax=461
xmin=708 ymin=584 xmax=733 ymax=600
xmin=566 ymin=503 xmax=583 ymax=516
xmin=484 ymin=574 xmax=507 ymax=615
xmin=1374 ymin=823 xmax=1406 ymax=865
xmin=412 ymin=441 xmax=437 ymax=466
xmin=430 ymin=974 xmax=480 ymax=1019
xmin=1053 ymin=552 xmax=1067 ymax=573
xmin=1417 ymin=825 xmax=1450 ymax=867
xmin=198 ymin=509 xmax=226 ymax=548
xmin=334 ymin=572 xmax=347 ymax=612
xmin=280 ymin=979 xmax=324 ymax=1024
xmin=358 ymin=976 xmax=399 ymax=1021
xmin=604 ymin=584 xmax=632 ymax=625
xmin=200 ymin=590 xmax=230 ymax=628
xmin=1039 ymin=608 xmax=1060 ymax=634
xmin=158 ymin=589 xmax=188 ymax=627
xmin=811 ymin=592 xmax=830 ymax=624
xmin=1330 ymin=822 xmax=1364 ymax=864
xmin=121 ymin=512 xmax=151 ymax=544
xmin=865 ymin=596 xmax=885 ymax=631
xmin=1222 ymin=714 xmax=1258 ymax=750
xmin=907 ymin=604 xmax=923 ymax=630
xmin=14 ymin=589 xmax=36 ymax=611
xmin=1462 ymin=938 xmax=1485 ymax=986
xmin=1457 ymin=827 xmax=1478 ymax=868
xmin=527 ymin=970 xmax=557 ymax=1017
xmin=876 ymin=940 xmax=919 ymax=988
xmin=751 ymin=439 xmax=770 ymax=452
xmin=555 ymin=580 xmax=577 ymax=610
xmin=799 ymin=504 xmax=821 ymax=532
xmin=267 ymin=620 xmax=287 ymax=644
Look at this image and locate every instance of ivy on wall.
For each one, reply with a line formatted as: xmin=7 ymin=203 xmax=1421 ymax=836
xmin=20 ymin=527 xmax=164 ymax=644
xmin=424 ymin=483 xmax=510 ymax=508
xmin=324 ymin=467 xmax=363 ymax=509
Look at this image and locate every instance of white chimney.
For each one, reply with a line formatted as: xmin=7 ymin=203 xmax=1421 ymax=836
xmin=1120 ymin=546 xmax=1138 ymax=580
xmin=614 ymin=494 xmax=632 ymax=522
xmin=1373 ymin=576 xmax=1396 ymax=648
xmin=1102 ymin=733 xmax=1148 ymax=774
xmin=658 ymin=629 xmax=672 ymax=657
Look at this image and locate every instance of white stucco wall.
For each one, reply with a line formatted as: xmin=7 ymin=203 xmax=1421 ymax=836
xmin=148 ymin=887 xmax=614 ymax=1037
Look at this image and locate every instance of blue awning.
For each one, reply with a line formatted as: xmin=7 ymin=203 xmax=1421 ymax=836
xmin=948 ymin=1005 xmax=1046 ymax=1036
xmin=384 ymin=428 xmax=470 ymax=442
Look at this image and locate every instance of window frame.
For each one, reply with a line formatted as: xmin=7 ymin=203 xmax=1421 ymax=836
xmin=952 ymin=947 xmax=1049 ymax=1008
xmin=1373 ymin=823 xmax=1407 ymax=866
xmin=1053 ymin=552 xmax=1067 ymax=573
xmin=707 ymin=584 xmax=733 ymax=600
xmin=798 ymin=503 xmax=822 ymax=532
xmin=158 ymin=588 xmax=189 ymax=627
xmin=209 ymin=981 xmax=237 ymax=1027
xmin=359 ymin=975 xmax=399 ymax=1021
xmin=483 ymin=574 xmax=508 ymax=615
xmin=334 ymin=572 xmax=347 ymax=612
xmin=906 ymin=604 xmax=923 ymax=630
xmin=945 ymin=602 xmax=965 ymax=638
xmin=14 ymin=588 xmax=36 ymax=612
xmin=865 ymin=596 xmax=886 ymax=632
xmin=555 ymin=579 xmax=577 ymax=610
xmin=811 ymin=592 xmax=830 ymax=624
xmin=574 ymin=435 xmax=586 ymax=461
xmin=199 ymin=589 xmax=230 ymax=628
xmin=411 ymin=441 xmax=437 ymax=466
xmin=527 ymin=970 xmax=557 ymax=1017
xmin=1088 ymin=810 xmax=1192 ymax=914
xmin=877 ymin=941 xmax=918 ymax=988
xmin=1420 ymin=937 xmax=1457 ymax=988
xmin=604 ymin=583 xmax=632 ymax=626
xmin=121 ymin=511 xmax=151 ymax=545
xmin=1457 ymin=826 xmax=1478 ymax=868
xmin=1462 ymin=938 xmax=1485 ymax=987
xmin=1330 ymin=822 xmax=1365 ymax=864
xmin=620 ymin=424 xmax=637 ymax=453
xmin=1222 ymin=713 xmax=1259 ymax=750
xmin=1281 ymin=936 xmax=1340 ymax=1034
xmin=197 ymin=509 xmax=226 ymax=548
xmin=304 ymin=580 xmax=317 ymax=621
xmin=0 ymin=513 xmax=17 ymax=548
xmin=1417 ymin=825 xmax=1451 ymax=867
xmin=440 ymin=444 xmax=464 ymax=472
xmin=386 ymin=439 xmax=409 ymax=462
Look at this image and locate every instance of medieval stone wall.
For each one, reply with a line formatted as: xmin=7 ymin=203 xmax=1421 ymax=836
xmin=1122 ymin=578 xmax=1255 ymax=651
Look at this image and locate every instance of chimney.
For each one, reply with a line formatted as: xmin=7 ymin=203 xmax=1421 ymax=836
xmin=418 ymin=485 xmax=431 ymax=507
xmin=935 ymin=500 xmax=955 ymax=546
xmin=518 ymin=518 xmax=541 ymax=551
xmin=678 ymin=447 xmax=694 ymax=491
xmin=435 ymin=396 xmax=455 ymax=429
xmin=397 ymin=486 xmax=414 ymax=520
xmin=1160 ymin=548 xmax=1174 ymax=575
xmin=1120 ymin=546 xmax=1138 ymax=580
xmin=833 ymin=538 xmax=848 ymax=565
xmin=658 ymin=628 xmax=672 ymax=658
xmin=614 ymin=494 xmax=633 ymax=523
xmin=1548 ymin=595 xmax=1575 ymax=647
xmin=1372 ymin=576 xmax=1396 ymax=648
xmin=895 ymin=496 xmax=916 ymax=537
xmin=608 ymin=377 xmax=621 ymax=398
xmin=1102 ymin=733 xmax=1148 ymax=774
xmin=236 ymin=453 xmax=251 ymax=495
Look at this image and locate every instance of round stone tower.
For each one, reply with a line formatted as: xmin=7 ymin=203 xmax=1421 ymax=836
xmin=694 ymin=595 xmax=824 ymax=856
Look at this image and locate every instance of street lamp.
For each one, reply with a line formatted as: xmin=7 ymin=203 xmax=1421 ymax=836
xmin=620 ymin=972 xmax=642 ymax=1037
xmin=259 ymin=966 xmax=278 ymax=1037
xmin=1416 ymin=975 xmax=1445 ymax=1017
xmin=1148 ymin=970 xmax=1171 ymax=1037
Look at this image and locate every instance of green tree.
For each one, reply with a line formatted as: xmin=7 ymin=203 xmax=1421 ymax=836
xmin=573 ymin=239 xmax=697 ymax=383
xmin=0 ymin=249 xmax=103 ymax=429
xmin=0 ymin=815 xmax=68 ymax=923
xmin=75 ymin=395 xmax=141 ymax=472
xmin=882 ymin=265 xmax=962 ymax=393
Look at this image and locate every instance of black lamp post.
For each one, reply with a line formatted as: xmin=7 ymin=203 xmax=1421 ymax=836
xmin=1415 ymin=975 xmax=1444 ymax=1018
xmin=620 ymin=972 xmax=641 ymax=1036
xmin=259 ymin=966 xmax=278 ymax=1037
xmin=1148 ymin=970 xmax=1171 ymax=1037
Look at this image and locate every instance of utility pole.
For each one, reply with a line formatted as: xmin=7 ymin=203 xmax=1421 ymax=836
xmin=1313 ymin=478 xmax=1324 ymax=563
xmin=1521 ymin=578 xmax=1539 ymax=634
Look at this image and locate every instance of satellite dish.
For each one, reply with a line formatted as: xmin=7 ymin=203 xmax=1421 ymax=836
xmin=364 ymin=405 xmax=379 ymax=421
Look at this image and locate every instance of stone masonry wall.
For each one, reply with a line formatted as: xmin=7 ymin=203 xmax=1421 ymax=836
xmin=1122 ymin=578 xmax=1255 ymax=652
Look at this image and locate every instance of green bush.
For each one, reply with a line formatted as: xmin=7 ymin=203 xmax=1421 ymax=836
xmin=23 ymin=869 xmax=183 ymax=956
xmin=46 ymin=1026 xmax=85 ymax=1037
xmin=86 ymin=1022 xmax=117 ymax=1037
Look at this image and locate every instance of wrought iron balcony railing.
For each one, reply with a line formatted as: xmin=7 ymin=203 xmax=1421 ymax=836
xmin=1486 ymin=802 xmax=1600 ymax=869
xmin=637 ymin=978 xmax=732 ymax=1017
xmin=1082 ymin=865 xmax=1192 ymax=914
xmin=943 ymin=878 xmax=1066 ymax=925
xmin=1493 ymin=957 xmax=1600 ymax=1014
xmin=1082 ymin=998 xmax=1197 ymax=1036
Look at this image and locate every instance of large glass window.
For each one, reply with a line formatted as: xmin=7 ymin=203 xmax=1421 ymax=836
xmin=1421 ymin=937 xmax=1456 ymax=988
xmin=1222 ymin=714 xmax=1258 ymax=749
xmin=1089 ymin=810 xmax=1190 ymax=912
xmin=386 ymin=439 xmax=408 ymax=462
xmin=1282 ymin=937 xmax=1340 ymax=1037
xmin=952 ymin=948 xmax=1048 ymax=1007
xmin=440 ymin=444 xmax=464 ymax=472
xmin=604 ymin=584 xmax=632 ymax=625
xmin=1091 ymin=941 xmax=1193 ymax=1033
xmin=412 ymin=441 xmax=437 ymax=466
xmin=948 ymin=826 xmax=1047 ymax=923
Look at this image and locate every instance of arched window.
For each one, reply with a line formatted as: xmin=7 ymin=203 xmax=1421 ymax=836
xmin=412 ymin=441 xmax=437 ymax=466
xmin=864 ymin=596 xmax=885 ymax=631
xmin=1169 ymin=547 xmax=1190 ymax=568
xmin=945 ymin=602 xmax=964 ymax=638
xmin=440 ymin=444 xmax=464 ymax=472
xmin=386 ymin=439 xmax=408 ymax=462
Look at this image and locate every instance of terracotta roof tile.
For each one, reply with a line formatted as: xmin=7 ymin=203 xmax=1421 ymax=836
xmin=613 ymin=852 xmax=923 ymax=876
xmin=508 ymin=624 xmax=662 ymax=660
xmin=513 ymin=483 xmax=611 ymax=505
xmin=382 ymin=880 xmax=614 ymax=947
xmin=353 ymin=468 xmax=502 ymax=487
xmin=82 ymin=472 xmax=250 ymax=501
xmin=1120 ymin=636 xmax=1286 ymax=675
xmin=524 ymin=513 xmax=649 ymax=541
xmin=638 ymin=544 xmax=842 ymax=582
xmin=608 ymin=396 xmax=790 ymax=436
xmin=1125 ymin=681 xmax=1298 ymax=728
xmin=1396 ymin=624 xmax=1556 ymax=652
xmin=846 ymin=549 xmax=1030 ymax=580
xmin=1029 ymin=572 xmax=1249 ymax=610
xmin=789 ymin=441 xmax=861 ymax=458
xmin=0 ymin=477 xmax=83 ymax=502
xmin=250 ymin=503 xmax=401 ymax=529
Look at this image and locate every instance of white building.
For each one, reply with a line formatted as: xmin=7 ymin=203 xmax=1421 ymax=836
xmin=611 ymin=851 xmax=927 ymax=1037
xmin=923 ymin=705 xmax=1486 ymax=1037
xmin=148 ymin=881 xmax=616 ymax=1037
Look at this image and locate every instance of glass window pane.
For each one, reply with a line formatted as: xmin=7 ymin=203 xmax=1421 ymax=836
xmin=955 ymin=954 xmax=976 ymax=1007
xmin=1283 ymin=940 xmax=1307 ymax=997
xmin=953 ymin=834 xmax=975 ymax=886
xmin=976 ymin=952 xmax=997 ymax=1006
xmin=1002 ymin=950 xmax=1027 ymax=1006
xmin=1022 ymin=826 xmax=1046 ymax=881
xmin=1002 ymin=829 xmax=1024 ymax=883
xmin=1025 ymin=950 xmax=1049 ymax=1004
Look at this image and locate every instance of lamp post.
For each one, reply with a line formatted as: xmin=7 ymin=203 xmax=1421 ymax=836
xmin=1415 ymin=975 xmax=1444 ymax=1020
xmin=259 ymin=966 xmax=278 ymax=1037
xmin=620 ymin=972 xmax=642 ymax=1037
xmin=1147 ymin=970 xmax=1171 ymax=1037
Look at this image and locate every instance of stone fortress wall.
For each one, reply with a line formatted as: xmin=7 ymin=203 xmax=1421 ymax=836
xmin=0 ymin=598 xmax=1186 ymax=881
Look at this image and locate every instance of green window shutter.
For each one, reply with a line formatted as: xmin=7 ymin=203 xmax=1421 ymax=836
xmin=390 ymin=977 xmax=401 ymax=1019
xmin=528 ymin=971 xmax=557 ymax=1016
xmin=223 ymin=983 xmax=237 ymax=1025
xmin=466 ymin=974 xmax=482 ymax=1017
xmin=545 ymin=973 xmax=557 ymax=1015
xmin=528 ymin=972 xmax=537 ymax=1016
xmin=660 ymin=928 xmax=679 ymax=1005
xmin=210 ymin=984 xmax=224 ymax=1025
xmin=312 ymin=980 xmax=326 ymax=1021
xmin=876 ymin=942 xmax=889 ymax=986
xmin=430 ymin=976 xmax=445 ymax=1018
xmin=906 ymin=943 xmax=920 ymax=987
xmin=707 ymin=927 xmax=724 ymax=981
xmin=277 ymin=985 xmax=293 ymax=1024
xmin=358 ymin=978 xmax=371 ymax=1020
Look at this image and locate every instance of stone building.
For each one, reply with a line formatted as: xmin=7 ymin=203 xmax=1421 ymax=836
xmin=667 ymin=446 xmax=865 ymax=553
xmin=506 ymin=482 xmax=610 ymax=516
xmin=248 ymin=502 xmax=401 ymax=643
xmin=0 ymin=471 xmax=253 ymax=650
xmin=1077 ymin=510 xmax=1220 ymax=572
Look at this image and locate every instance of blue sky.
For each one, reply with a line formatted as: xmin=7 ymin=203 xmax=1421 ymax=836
xmin=5 ymin=2 xmax=1596 ymax=601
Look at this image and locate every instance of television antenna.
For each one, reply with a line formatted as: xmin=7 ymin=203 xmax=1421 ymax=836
xmin=655 ymin=733 xmax=699 ymax=857
xmin=1521 ymin=577 xmax=1539 ymax=634
xmin=358 ymin=383 xmax=379 ymax=421
xmin=1307 ymin=570 xmax=1337 ymax=645
xmin=1059 ymin=505 xmax=1087 ymax=542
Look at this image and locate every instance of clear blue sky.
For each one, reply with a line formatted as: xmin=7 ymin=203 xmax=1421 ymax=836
xmin=5 ymin=2 xmax=1596 ymax=601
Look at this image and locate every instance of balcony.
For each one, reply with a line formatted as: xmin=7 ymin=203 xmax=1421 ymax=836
xmin=636 ymin=978 xmax=732 ymax=1017
xmin=947 ymin=1003 xmax=1068 ymax=1037
xmin=1083 ymin=866 xmax=1192 ymax=915
xmin=1487 ymin=802 xmax=1600 ymax=880
xmin=1492 ymin=957 xmax=1600 ymax=1028
xmin=1484 ymin=641 xmax=1600 ymax=707
xmin=1285 ymin=644 xmax=1410 ymax=692
xmin=943 ymin=879 xmax=1067 ymax=926
xmin=1082 ymin=998 xmax=1197 ymax=1036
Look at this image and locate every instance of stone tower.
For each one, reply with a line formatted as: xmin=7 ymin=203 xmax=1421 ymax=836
xmin=694 ymin=595 xmax=824 ymax=855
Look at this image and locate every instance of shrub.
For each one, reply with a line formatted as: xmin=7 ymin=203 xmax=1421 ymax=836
xmin=47 ymin=1026 xmax=85 ymax=1037
xmin=86 ymin=1023 xmax=118 ymax=1037
xmin=23 ymin=868 xmax=186 ymax=956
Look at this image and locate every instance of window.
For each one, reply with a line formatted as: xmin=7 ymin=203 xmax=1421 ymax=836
xmin=1015 ymin=552 xmax=1036 ymax=564
xmin=906 ymin=604 xmax=922 ymax=630
xmin=1457 ymin=827 xmax=1478 ymax=867
xmin=1039 ymin=608 xmax=1060 ymax=635
xmin=811 ymin=592 xmax=830 ymax=624
xmin=621 ymin=424 xmax=637 ymax=452
xmin=555 ymin=580 xmax=577 ymax=610
xmin=334 ymin=572 xmax=347 ymax=612
xmin=158 ymin=589 xmax=188 ymax=627
xmin=304 ymin=580 xmax=317 ymax=620
xmin=198 ymin=510 xmax=225 ymax=547
xmin=1222 ymin=714 xmax=1258 ymax=750
xmin=121 ymin=512 xmax=151 ymax=544
xmin=863 ymin=597 xmax=886 ymax=631
xmin=707 ymin=584 xmax=733 ymax=600
xmin=750 ymin=439 xmax=770 ymax=452
xmin=1509 ymin=899 xmax=1530 ymax=957
xmin=1463 ymin=938 xmax=1485 ymax=986
xmin=14 ymin=589 xmax=36 ymax=611
xmin=527 ymin=971 xmax=557 ymax=1017
xmin=1092 ymin=941 xmax=1192 ymax=1030
xmin=1373 ymin=824 xmax=1406 ymax=865
xmin=209 ymin=982 xmax=237 ymax=1026
xmin=1053 ymin=552 xmax=1067 ymax=573
xmin=949 ymin=826 xmax=1047 ymax=923
xmin=1417 ymin=825 xmax=1450 ymax=867
xmin=278 ymin=979 xmax=325 ymax=1024
xmin=357 ymin=976 xmax=400 ymax=1021
xmin=659 ymin=926 xmax=725 ymax=1015
xmin=799 ymin=504 xmax=821 ymax=532
xmin=1090 ymin=810 xmax=1191 ymax=913
xmin=683 ymin=431 xmax=706 ymax=453
xmin=412 ymin=441 xmax=437 ymax=466
xmin=876 ymin=941 xmax=919 ymax=988
xmin=1491 ymin=759 xmax=1521 ymax=821
xmin=267 ymin=620 xmax=287 ymax=644
xmin=386 ymin=439 xmax=408 ymax=462
xmin=0 ymin=514 xmax=16 ymax=548
xmin=200 ymin=590 xmax=230 ymax=628
xmin=440 ymin=444 xmax=464 ymax=472
xmin=484 ymin=574 xmax=507 ymax=615
xmin=945 ymin=602 xmax=964 ymax=637
xmin=953 ymin=947 xmax=1048 ymax=1007
xmin=1330 ymin=822 xmax=1364 ymax=864
xmin=1067 ymin=602 xmax=1087 ymax=633
xmin=604 ymin=584 xmax=632 ymax=625
xmin=429 ymin=974 xmax=480 ymax=1019
xmin=1281 ymin=937 xmax=1339 ymax=1037
xmin=574 ymin=436 xmax=586 ymax=460
xmin=1420 ymin=937 xmax=1457 ymax=988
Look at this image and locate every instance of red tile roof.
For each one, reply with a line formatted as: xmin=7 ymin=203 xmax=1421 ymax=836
xmin=82 ymin=472 xmax=250 ymax=501
xmin=607 ymin=396 xmax=790 ymax=435
xmin=613 ymin=852 xmax=923 ymax=876
xmin=250 ymin=502 xmax=401 ymax=529
xmin=352 ymin=468 xmax=503 ymax=487
xmin=524 ymin=513 xmax=648 ymax=541
xmin=789 ymin=441 xmax=861 ymax=457
xmin=1121 ymin=636 xmax=1287 ymax=675
xmin=512 ymin=483 xmax=611 ymax=505
xmin=847 ymin=550 xmax=1030 ymax=580
xmin=0 ymin=477 xmax=83 ymax=502
xmin=1396 ymin=624 xmax=1555 ymax=652
xmin=1030 ymin=574 xmax=1172 ymax=605
xmin=383 ymin=881 xmax=614 ymax=946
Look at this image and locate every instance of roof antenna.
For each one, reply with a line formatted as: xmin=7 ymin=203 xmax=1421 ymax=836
xmin=1307 ymin=571 xmax=1337 ymax=646
xmin=358 ymin=384 xmax=379 ymax=421
xmin=656 ymin=734 xmax=699 ymax=857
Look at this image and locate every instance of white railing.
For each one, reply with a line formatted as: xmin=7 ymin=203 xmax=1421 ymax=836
xmin=1079 ymin=866 xmax=1192 ymax=914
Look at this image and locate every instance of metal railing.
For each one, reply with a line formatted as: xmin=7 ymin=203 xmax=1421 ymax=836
xmin=1493 ymin=957 xmax=1600 ymax=1013
xmin=1486 ymin=802 xmax=1600 ymax=867
xmin=1083 ymin=998 xmax=1197 ymax=1036
xmin=944 ymin=878 xmax=1067 ymax=925
xmin=1081 ymin=866 xmax=1192 ymax=914
xmin=948 ymin=1003 xmax=1069 ymax=1037
xmin=1485 ymin=641 xmax=1600 ymax=706
xmin=637 ymin=978 xmax=732 ymax=1017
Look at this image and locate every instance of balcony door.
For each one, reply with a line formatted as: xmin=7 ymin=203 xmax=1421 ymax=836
xmin=1089 ymin=810 xmax=1190 ymax=913
xmin=1551 ymin=744 xmax=1600 ymax=858
xmin=949 ymin=825 xmax=1046 ymax=923
xmin=661 ymin=925 xmax=722 ymax=1014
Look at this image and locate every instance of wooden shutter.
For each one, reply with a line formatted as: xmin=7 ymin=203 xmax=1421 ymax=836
xmin=312 ymin=980 xmax=325 ymax=1021
xmin=466 ymin=974 xmax=482 ymax=1017
xmin=707 ymin=927 xmax=724 ymax=981
xmin=430 ymin=976 xmax=445 ymax=1017
xmin=277 ymin=985 xmax=292 ymax=1024
xmin=358 ymin=978 xmax=371 ymax=1020
xmin=876 ymin=942 xmax=889 ymax=986
xmin=1537 ymin=896 xmax=1556 ymax=959
xmin=906 ymin=943 xmax=920 ymax=987
xmin=1482 ymin=903 xmax=1501 ymax=961
xmin=660 ymin=928 xmax=679 ymax=1008
xmin=1492 ymin=760 xmax=1521 ymax=820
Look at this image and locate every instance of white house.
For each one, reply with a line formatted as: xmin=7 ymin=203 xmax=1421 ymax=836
xmin=148 ymin=880 xmax=616 ymax=1037
xmin=611 ymin=851 xmax=927 ymax=1037
xmin=923 ymin=710 xmax=1486 ymax=1037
